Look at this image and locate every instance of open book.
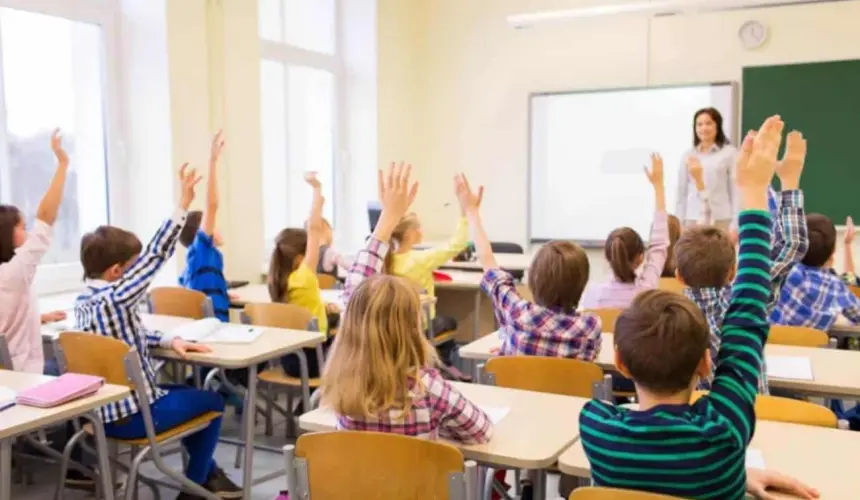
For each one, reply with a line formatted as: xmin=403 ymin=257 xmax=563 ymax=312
xmin=168 ymin=318 xmax=263 ymax=344
xmin=0 ymin=386 xmax=15 ymax=411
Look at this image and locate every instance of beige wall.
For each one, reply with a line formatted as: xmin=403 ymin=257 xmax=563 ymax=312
xmin=377 ymin=0 xmax=860 ymax=246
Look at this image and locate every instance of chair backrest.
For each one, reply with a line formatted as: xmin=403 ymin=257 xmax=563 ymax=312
xmin=690 ymin=391 xmax=837 ymax=428
xmin=57 ymin=332 xmax=134 ymax=388
xmin=294 ymin=431 xmax=464 ymax=500
xmin=149 ymin=287 xmax=209 ymax=319
xmin=490 ymin=241 xmax=524 ymax=254
xmin=485 ymin=356 xmax=603 ymax=398
xmin=570 ymin=487 xmax=684 ymax=499
xmin=769 ymin=325 xmax=829 ymax=347
xmin=657 ymin=277 xmax=686 ymax=294
xmin=317 ymin=274 xmax=338 ymax=290
xmin=0 ymin=335 xmax=12 ymax=370
xmin=850 ymin=285 xmax=860 ymax=300
xmin=244 ymin=302 xmax=313 ymax=330
xmin=583 ymin=307 xmax=623 ymax=332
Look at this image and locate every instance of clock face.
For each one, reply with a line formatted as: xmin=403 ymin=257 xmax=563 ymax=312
xmin=739 ymin=20 xmax=768 ymax=50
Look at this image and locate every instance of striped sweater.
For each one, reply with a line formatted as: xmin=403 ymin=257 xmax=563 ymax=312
xmin=579 ymin=209 xmax=772 ymax=500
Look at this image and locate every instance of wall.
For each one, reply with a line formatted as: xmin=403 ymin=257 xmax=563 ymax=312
xmin=377 ymin=0 xmax=860 ymax=247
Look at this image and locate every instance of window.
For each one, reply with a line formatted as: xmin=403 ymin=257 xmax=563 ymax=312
xmin=259 ymin=0 xmax=340 ymax=250
xmin=0 ymin=1 xmax=119 ymax=293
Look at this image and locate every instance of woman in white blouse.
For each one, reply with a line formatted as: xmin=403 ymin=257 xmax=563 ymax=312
xmin=675 ymin=107 xmax=738 ymax=230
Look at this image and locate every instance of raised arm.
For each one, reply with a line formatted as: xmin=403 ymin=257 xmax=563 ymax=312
xmin=303 ymin=172 xmax=325 ymax=273
xmin=770 ymin=131 xmax=809 ymax=290
xmin=37 ymin=129 xmax=70 ymax=226
xmin=708 ymin=115 xmax=782 ymax=448
xmin=409 ymin=217 xmax=469 ymax=272
xmin=637 ymin=153 xmax=669 ymax=288
xmin=111 ymin=164 xmax=201 ymax=305
xmin=201 ymin=131 xmax=224 ymax=237
xmin=844 ymin=217 xmax=857 ymax=280
xmin=455 ymin=174 xmax=496 ymax=271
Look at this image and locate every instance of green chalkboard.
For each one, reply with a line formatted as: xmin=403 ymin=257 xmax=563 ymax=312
xmin=742 ymin=59 xmax=860 ymax=223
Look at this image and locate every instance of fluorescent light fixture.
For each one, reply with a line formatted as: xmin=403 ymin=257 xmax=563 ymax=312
xmin=507 ymin=0 xmax=830 ymax=28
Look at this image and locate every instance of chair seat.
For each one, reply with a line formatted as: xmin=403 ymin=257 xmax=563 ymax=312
xmin=432 ymin=329 xmax=458 ymax=346
xmin=86 ymin=411 xmax=222 ymax=446
xmin=259 ymin=368 xmax=321 ymax=388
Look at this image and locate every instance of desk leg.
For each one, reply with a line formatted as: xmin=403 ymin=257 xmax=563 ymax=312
xmin=295 ymin=350 xmax=312 ymax=410
xmin=532 ymin=469 xmax=547 ymax=500
xmin=81 ymin=411 xmax=116 ymax=500
xmin=0 ymin=439 xmax=11 ymax=500
xmin=241 ymin=363 xmax=259 ymax=499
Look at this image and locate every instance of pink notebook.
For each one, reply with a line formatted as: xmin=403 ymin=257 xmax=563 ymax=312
xmin=16 ymin=373 xmax=105 ymax=408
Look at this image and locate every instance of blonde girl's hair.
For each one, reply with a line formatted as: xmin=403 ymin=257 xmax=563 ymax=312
xmin=321 ymin=274 xmax=438 ymax=418
xmin=267 ymin=228 xmax=307 ymax=302
xmin=382 ymin=213 xmax=420 ymax=275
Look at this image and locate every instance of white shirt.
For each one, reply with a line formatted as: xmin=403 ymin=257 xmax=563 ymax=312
xmin=675 ymin=144 xmax=738 ymax=222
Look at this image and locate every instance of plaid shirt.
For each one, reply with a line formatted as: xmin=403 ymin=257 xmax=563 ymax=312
xmin=685 ymin=189 xmax=808 ymax=393
xmin=75 ymin=211 xmax=185 ymax=423
xmin=481 ymin=269 xmax=602 ymax=359
xmin=771 ymin=265 xmax=860 ymax=331
xmin=337 ymin=368 xmax=493 ymax=444
xmin=339 ymin=237 xmax=493 ymax=444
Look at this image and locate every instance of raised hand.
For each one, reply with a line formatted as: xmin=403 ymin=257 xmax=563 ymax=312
xmin=454 ymin=173 xmax=484 ymax=216
xmin=178 ymin=163 xmax=203 ymax=210
xmin=736 ymin=116 xmax=783 ymax=192
xmin=686 ymin=156 xmax=705 ymax=191
xmin=378 ymin=161 xmax=419 ymax=219
xmin=305 ymin=171 xmax=322 ymax=190
xmin=846 ymin=216 xmax=855 ymax=246
xmin=50 ymin=129 xmax=69 ymax=167
xmin=776 ymin=130 xmax=806 ymax=190
xmin=209 ymin=130 xmax=225 ymax=167
xmin=645 ymin=153 xmax=664 ymax=187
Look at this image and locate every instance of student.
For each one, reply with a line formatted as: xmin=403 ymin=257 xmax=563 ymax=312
xmin=267 ymin=173 xmax=336 ymax=378
xmin=661 ymin=214 xmax=682 ymax=278
xmin=578 ymin=115 xmax=791 ymax=498
xmin=675 ymin=129 xmax=808 ymax=390
xmin=75 ymin=164 xmax=241 ymax=500
xmin=0 ymin=130 xmax=69 ymax=374
xmin=179 ymin=131 xmax=229 ymax=321
xmin=839 ymin=216 xmax=860 ymax=287
xmin=582 ymin=153 xmax=669 ymax=309
xmin=316 ymin=218 xmax=351 ymax=278
xmin=456 ymin=175 xmax=601 ymax=360
xmin=322 ymin=162 xmax=492 ymax=444
xmin=771 ymin=212 xmax=860 ymax=329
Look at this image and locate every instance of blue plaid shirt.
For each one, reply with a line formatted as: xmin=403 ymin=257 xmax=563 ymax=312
xmin=771 ymin=265 xmax=860 ymax=331
xmin=684 ymin=189 xmax=808 ymax=393
xmin=75 ymin=210 xmax=185 ymax=423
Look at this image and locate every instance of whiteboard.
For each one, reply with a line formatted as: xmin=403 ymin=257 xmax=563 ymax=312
xmin=528 ymin=83 xmax=737 ymax=245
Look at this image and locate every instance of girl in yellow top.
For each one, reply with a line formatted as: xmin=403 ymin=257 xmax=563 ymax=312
xmin=267 ymin=173 xmax=337 ymax=378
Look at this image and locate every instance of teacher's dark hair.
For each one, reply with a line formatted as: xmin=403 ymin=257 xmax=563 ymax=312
xmin=693 ymin=107 xmax=729 ymax=148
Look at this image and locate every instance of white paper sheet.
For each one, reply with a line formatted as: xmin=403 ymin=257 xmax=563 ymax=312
xmin=0 ymin=386 xmax=16 ymax=411
xmin=746 ymin=448 xmax=766 ymax=470
xmin=480 ymin=405 xmax=510 ymax=424
xmin=765 ymin=355 xmax=814 ymax=381
xmin=204 ymin=325 xmax=263 ymax=344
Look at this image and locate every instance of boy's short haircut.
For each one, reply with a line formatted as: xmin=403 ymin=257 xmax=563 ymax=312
xmin=615 ymin=290 xmax=709 ymax=394
xmin=802 ymin=213 xmax=836 ymax=268
xmin=179 ymin=210 xmax=203 ymax=248
xmin=527 ymin=240 xmax=589 ymax=310
xmin=80 ymin=226 xmax=143 ymax=279
xmin=674 ymin=226 xmax=736 ymax=288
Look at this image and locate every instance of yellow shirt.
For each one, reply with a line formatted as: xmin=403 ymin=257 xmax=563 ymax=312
xmin=287 ymin=264 xmax=328 ymax=333
xmin=391 ymin=217 xmax=469 ymax=317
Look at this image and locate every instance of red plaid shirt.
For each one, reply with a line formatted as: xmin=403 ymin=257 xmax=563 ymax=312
xmin=481 ymin=269 xmax=602 ymax=359
xmin=339 ymin=237 xmax=493 ymax=444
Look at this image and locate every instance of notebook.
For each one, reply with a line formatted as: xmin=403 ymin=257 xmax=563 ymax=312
xmin=169 ymin=318 xmax=263 ymax=344
xmin=479 ymin=405 xmax=510 ymax=424
xmin=0 ymin=386 xmax=16 ymax=411
xmin=765 ymin=355 xmax=814 ymax=381
xmin=16 ymin=373 xmax=104 ymax=408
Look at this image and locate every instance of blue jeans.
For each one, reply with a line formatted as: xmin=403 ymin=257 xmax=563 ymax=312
xmin=103 ymin=386 xmax=225 ymax=484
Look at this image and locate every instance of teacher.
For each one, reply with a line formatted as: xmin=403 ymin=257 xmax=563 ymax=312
xmin=675 ymin=107 xmax=738 ymax=230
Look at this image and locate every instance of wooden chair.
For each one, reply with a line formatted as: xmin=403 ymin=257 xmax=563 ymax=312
xmin=484 ymin=356 xmax=606 ymax=398
xmin=148 ymin=286 xmax=212 ymax=319
xmin=658 ymin=277 xmax=686 ymax=294
xmin=285 ymin=431 xmax=477 ymax=500
xmin=583 ymin=307 xmax=623 ymax=333
xmin=570 ymin=487 xmax=684 ymax=499
xmin=849 ymin=285 xmax=860 ymax=300
xmin=55 ymin=332 xmax=222 ymax=500
xmin=317 ymin=274 xmax=338 ymax=290
xmin=690 ymin=391 xmax=839 ymax=428
xmin=769 ymin=325 xmax=829 ymax=347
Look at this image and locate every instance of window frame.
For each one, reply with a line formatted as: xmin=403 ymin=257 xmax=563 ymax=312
xmin=259 ymin=0 xmax=345 ymax=253
xmin=0 ymin=0 xmax=124 ymax=295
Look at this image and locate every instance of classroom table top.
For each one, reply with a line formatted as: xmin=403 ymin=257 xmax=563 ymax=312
xmin=0 ymin=370 xmax=130 ymax=440
xmin=440 ymin=253 xmax=532 ymax=272
xmin=557 ymin=419 xmax=860 ymax=499
xmin=435 ymin=270 xmax=485 ymax=290
xmin=298 ymin=381 xmax=587 ymax=469
xmin=229 ymin=284 xmax=436 ymax=308
xmin=460 ymin=332 xmax=860 ymax=398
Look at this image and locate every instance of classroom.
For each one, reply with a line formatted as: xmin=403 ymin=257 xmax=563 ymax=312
xmin=2 ymin=0 xmax=860 ymax=499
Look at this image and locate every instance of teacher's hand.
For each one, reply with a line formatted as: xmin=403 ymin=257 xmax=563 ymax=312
xmin=686 ymin=157 xmax=705 ymax=191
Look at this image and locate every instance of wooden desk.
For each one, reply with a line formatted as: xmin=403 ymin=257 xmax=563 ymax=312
xmin=558 ymin=419 xmax=860 ymax=499
xmin=460 ymin=332 xmax=860 ymax=398
xmin=441 ymin=253 xmax=532 ymax=273
xmin=0 ymin=370 xmax=130 ymax=500
xmin=298 ymin=382 xmax=587 ymax=500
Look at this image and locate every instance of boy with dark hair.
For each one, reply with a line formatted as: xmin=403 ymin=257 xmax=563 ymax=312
xmin=579 ymin=115 xmax=783 ymax=499
xmin=179 ymin=132 xmax=230 ymax=322
xmin=675 ymin=130 xmax=809 ymax=391
xmin=771 ymin=212 xmax=860 ymax=329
